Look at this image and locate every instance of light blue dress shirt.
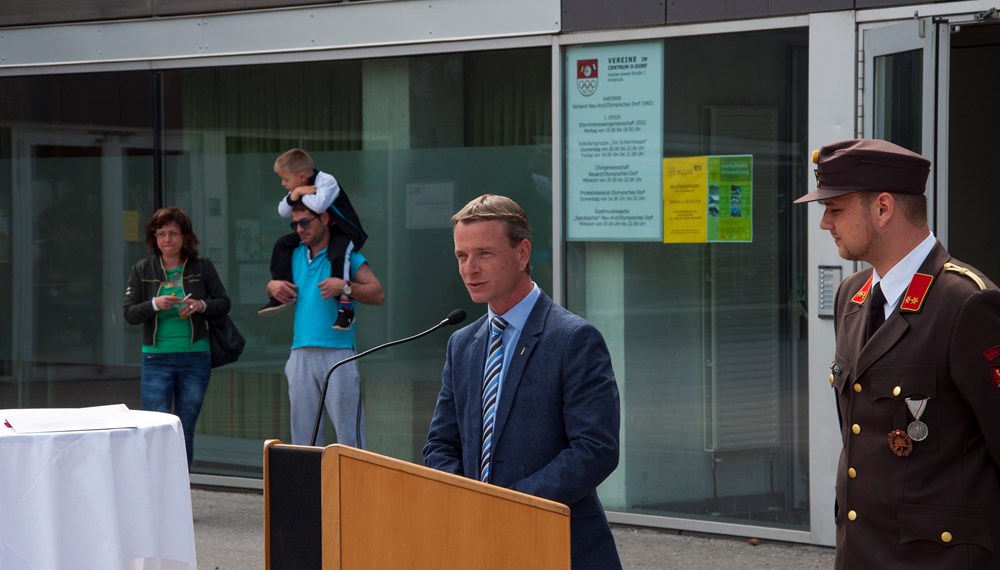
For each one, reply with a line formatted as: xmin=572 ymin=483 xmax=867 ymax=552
xmin=871 ymin=232 xmax=936 ymax=319
xmin=485 ymin=283 xmax=541 ymax=405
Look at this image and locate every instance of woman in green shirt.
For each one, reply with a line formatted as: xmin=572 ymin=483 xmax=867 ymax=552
xmin=123 ymin=206 xmax=233 ymax=470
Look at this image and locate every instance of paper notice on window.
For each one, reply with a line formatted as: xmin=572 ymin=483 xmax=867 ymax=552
xmin=663 ymin=155 xmax=753 ymax=243
xmin=3 ymin=404 xmax=137 ymax=433
xmin=405 ymin=183 xmax=454 ymax=230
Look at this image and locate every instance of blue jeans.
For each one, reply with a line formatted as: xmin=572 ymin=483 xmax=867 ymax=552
xmin=141 ymin=351 xmax=212 ymax=470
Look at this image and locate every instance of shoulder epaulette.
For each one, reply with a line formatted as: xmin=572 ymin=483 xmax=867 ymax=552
xmin=943 ymin=262 xmax=987 ymax=291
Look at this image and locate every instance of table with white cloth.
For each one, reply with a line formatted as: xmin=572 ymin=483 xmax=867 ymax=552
xmin=0 ymin=409 xmax=197 ymax=569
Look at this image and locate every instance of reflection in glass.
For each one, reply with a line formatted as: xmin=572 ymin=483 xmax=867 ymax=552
xmin=0 ymin=50 xmax=552 ymax=479
xmin=161 ymin=51 xmax=552 ymax=475
xmin=0 ymin=72 xmax=154 ymax=410
xmin=874 ymin=49 xmax=923 ymax=153
xmin=568 ymin=30 xmax=810 ymax=530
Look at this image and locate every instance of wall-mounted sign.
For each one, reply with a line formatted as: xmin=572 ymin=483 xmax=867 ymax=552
xmin=663 ymin=155 xmax=753 ymax=243
xmin=566 ymin=41 xmax=664 ymax=241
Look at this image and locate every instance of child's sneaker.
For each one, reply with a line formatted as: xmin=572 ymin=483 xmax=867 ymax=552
xmin=258 ymin=297 xmax=294 ymax=317
xmin=333 ymin=304 xmax=355 ymax=330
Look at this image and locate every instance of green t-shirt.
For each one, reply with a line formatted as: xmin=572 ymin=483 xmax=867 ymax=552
xmin=142 ymin=265 xmax=210 ymax=354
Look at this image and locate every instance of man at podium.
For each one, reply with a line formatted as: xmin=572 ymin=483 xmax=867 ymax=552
xmin=424 ymin=194 xmax=622 ymax=569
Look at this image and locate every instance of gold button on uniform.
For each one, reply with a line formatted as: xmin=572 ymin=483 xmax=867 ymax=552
xmin=852 ymin=424 xmax=861 ymax=435
xmin=829 ymin=374 xmax=835 ymax=385
xmin=848 ymin=467 xmax=857 ymax=478
xmin=893 ymin=386 xmax=902 ymax=397
xmin=848 ymin=510 xmax=857 ymax=521
xmin=853 ymin=383 xmax=862 ymax=393
xmin=941 ymin=531 xmax=953 ymax=543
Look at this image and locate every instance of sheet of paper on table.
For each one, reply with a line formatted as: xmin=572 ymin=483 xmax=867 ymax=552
xmin=3 ymin=403 xmax=139 ymax=433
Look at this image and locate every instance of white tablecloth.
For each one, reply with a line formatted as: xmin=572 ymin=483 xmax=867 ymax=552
xmin=0 ymin=410 xmax=197 ymax=569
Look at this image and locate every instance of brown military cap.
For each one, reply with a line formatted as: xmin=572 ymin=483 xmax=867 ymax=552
xmin=794 ymin=139 xmax=931 ymax=203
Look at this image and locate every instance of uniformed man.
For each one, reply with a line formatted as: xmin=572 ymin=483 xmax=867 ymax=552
xmin=795 ymin=139 xmax=1000 ymax=568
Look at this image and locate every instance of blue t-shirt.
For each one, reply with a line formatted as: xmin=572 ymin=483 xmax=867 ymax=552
xmin=291 ymin=245 xmax=367 ymax=350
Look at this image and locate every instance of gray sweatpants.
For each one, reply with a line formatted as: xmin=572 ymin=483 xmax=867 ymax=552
xmin=285 ymin=347 xmax=366 ymax=447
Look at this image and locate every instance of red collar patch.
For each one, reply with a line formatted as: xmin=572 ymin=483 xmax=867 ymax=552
xmin=990 ymin=365 xmax=1000 ymax=390
xmin=900 ymin=273 xmax=933 ymax=312
xmin=851 ymin=276 xmax=874 ymax=305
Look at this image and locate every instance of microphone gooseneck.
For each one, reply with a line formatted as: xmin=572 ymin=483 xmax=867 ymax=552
xmin=310 ymin=309 xmax=468 ymax=447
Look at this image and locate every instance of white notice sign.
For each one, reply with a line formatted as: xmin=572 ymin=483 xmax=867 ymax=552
xmin=566 ymin=41 xmax=664 ymax=241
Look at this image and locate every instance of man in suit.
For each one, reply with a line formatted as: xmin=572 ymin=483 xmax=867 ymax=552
xmin=423 ymin=194 xmax=622 ymax=569
xmin=795 ymin=139 xmax=1000 ymax=568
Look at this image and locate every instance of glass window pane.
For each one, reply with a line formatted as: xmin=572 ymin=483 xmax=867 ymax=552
xmin=161 ymin=49 xmax=552 ymax=475
xmin=565 ymin=30 xmax=810 ymax=530
xmin=873 ymin=49 xmax=923 ymax=152
xmin=0 ymin=72 xmax=154 ymax=409
xmin=0 ymin=49 xmax=551 ymax=478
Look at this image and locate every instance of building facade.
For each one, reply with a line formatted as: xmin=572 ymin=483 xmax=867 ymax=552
xmin=1 ymin=0 xmax=998 ymax=547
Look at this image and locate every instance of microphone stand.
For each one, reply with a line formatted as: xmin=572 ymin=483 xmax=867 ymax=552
xmin=310 ymin=311 xmax=466 ymax=447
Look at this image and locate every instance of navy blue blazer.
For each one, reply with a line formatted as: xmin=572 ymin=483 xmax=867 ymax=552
xmin=424 ymin=292 xmax=622 ymax=569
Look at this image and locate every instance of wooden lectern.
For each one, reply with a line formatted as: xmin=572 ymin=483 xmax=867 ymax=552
xmin=263 ymin=440 xmax=570 ymax=569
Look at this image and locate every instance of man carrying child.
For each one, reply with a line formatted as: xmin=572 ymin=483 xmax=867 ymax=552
xmin=260 ymin=148 xmax=367 ymax=331
xmin=264 ymin=149 xmax=385 ymax=446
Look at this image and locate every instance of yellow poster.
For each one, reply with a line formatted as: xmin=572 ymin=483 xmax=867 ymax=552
xmin=662 ymin=157 xmax=707 ymax=243
xmin=663 ymin=155 xmax=753 ymax=243
xmin=122 ymin=210 xmax=140 ymax=242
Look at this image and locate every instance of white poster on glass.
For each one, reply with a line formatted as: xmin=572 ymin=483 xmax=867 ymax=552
xmin=405 ymin=183 xmax=454 ymax=230
xmin=566 ymin=41 xmax=664 ymax=241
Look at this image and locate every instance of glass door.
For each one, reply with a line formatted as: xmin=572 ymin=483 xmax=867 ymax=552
xmin=862 ymin=18 xmax=950 ymax=236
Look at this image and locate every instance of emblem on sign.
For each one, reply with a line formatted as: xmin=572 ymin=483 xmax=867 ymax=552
xmin=577 ymin=59 xmax=599 ymax=97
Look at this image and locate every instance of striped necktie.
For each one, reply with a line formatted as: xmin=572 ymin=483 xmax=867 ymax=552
xmin=480 ymin=316 xmax=508 ymax=483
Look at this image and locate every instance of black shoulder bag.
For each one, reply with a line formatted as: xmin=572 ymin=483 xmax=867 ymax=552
xmin=209 ymin=313 xmax=245 ymax=368
xmin=200 ymin=259 xmax=246 ymax=368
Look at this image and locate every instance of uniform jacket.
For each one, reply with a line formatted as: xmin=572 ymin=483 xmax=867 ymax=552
xmin=830 ymin=241 xmax=1000 ymax=569
xmin=423 ymin=292 xmax=622 ymax=569
xmin=123 ymin=255 xmax=232 ymax=346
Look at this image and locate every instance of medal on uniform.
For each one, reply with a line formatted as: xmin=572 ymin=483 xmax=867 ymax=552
xmin=888 ymin=429 xmax=913 ymax=457
xmin=904 ymin=397 xmax=929 ymax=442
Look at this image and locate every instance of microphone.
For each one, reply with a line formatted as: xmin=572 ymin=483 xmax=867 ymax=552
xmin=442 ymin=308 xmax=467 ymax=326
xmin=310 ymin=309 xmax=468 ymax=447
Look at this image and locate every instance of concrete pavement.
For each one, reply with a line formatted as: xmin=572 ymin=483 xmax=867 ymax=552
xmin=192 ymin=488 xmax=835 ymax=569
